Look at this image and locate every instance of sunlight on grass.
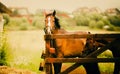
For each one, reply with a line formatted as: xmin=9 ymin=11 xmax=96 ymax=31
xmin=99 ymin=63 xmax=114 ymax=73
xmin=66 ymin=26 xmax=120 ymax=34
xmin=6 ymin=30 xmax=45 ymax=73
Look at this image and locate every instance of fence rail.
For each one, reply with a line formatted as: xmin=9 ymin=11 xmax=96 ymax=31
xmin=44 ymin=33 xmax=120 ymax=39
xmin=45 ymin=58 xmax=120 ymax=63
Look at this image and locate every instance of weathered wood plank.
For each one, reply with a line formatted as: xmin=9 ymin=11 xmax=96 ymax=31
xmin=45 ymin=63 xmax=52 ymax=74
xmin=44 ymin=33 xmax=120 ymax=39
xmin=45 ymin=39 xmax=53 ymax=74
xmin=45 ymin=58 xmax=120 ymax=63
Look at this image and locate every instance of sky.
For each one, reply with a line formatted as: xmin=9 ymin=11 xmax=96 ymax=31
xmin=1 ymin=0 xmax=120 ymax=13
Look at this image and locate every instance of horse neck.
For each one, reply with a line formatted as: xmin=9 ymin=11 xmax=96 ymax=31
xmin=52 ymin=28 xmax=60 ymax=34
xmin=52 ymin=28 xmax=66 ymax=34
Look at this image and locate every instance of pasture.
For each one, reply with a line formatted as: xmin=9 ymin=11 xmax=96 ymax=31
xmin=4 ymin=29 xmax=119 ymax=74
xmin=5 ymin=30 xmax=45 ymax=73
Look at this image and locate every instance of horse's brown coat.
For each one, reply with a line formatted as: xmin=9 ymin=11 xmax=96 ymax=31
xmin=44 ymin=10 xmax=100 ymax=74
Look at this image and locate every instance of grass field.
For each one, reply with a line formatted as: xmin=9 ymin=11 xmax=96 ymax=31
xmin=6 ymin=30 xmax=45 ymax=73
xmin=5 ymin=29 xmax=119 ymax=74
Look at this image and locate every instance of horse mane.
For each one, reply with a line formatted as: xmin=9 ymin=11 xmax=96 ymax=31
xmin=46 ymin=13 xmax=61 ymax=29
xmin=55 ymin=17 xmax=61 ymax=29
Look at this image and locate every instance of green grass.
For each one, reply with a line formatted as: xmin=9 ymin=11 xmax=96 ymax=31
xmin=99 ymin=63 xmax=114 ymax=73
xmin=65 ymin=26 xmax=120 ymax=34
xmin=6 ymin=30 xmax=45 ymax=73
xmin=98 ymin=50 xmax=114 ymax=73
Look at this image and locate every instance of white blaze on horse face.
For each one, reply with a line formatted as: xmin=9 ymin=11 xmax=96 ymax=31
xmin=48 ymin=17 xmax=51 ymax=27
xmin=47 ymin=17 xmax=51 ymax=34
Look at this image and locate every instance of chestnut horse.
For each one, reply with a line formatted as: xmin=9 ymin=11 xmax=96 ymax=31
xmin=43 ymin=10 xmax=100 ymax=74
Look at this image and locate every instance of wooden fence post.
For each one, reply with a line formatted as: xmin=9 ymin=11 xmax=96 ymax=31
xmin=45 ymin=38 xmax=53 ymax=74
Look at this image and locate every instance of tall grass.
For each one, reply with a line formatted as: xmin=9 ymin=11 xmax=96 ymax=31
xmin=5 ymin=31 xmax=45 ymax=73
xmin=0 ymin=32 xmax=12 ymax=66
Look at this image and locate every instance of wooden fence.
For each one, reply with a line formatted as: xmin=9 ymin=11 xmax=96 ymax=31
xmin=44 ymin=33 xmax=120 ymax=74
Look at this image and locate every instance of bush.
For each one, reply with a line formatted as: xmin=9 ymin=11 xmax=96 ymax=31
xmin=108 ymin=15 xmax=120 ymax=27
xmin=89 ymin=20 xmax=96 ymax=29
xmin=89 ymin=13 xmax=103 ymax=21
xmin=0 ymin=49 xmax=7 ymax=65
xmin=60 ymin=17 xmax=76 ymax=29
xmin=3 ymin=14 xmax=10 ymax=25
xmin=106 ymin=25 xmax=115 ymax=31
xmin=102 ymin=17 xmax=111 ymax=25
xmin=8 ymin=18 xmax=23 ymax=26
xmin=32 ymin=16 xmax=44 ymax=29
xmin=0 ymin=33 xmax=8 ymax=65
xmin=96 ymin=21 xmax=105 ymax=29
xmin=19 ymin=23 xmax=29 ymax=30
xmin=113 ymin=26 xmax=120 ymax=31
xmin=73 ymin=14 xmax=90 ymax=26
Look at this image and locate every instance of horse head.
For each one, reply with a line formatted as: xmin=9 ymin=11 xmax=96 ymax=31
xmin=44 ymin=10 xmax=60 ymax=34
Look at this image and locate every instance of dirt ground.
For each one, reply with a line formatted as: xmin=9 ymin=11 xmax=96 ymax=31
xmin=0 ymin=66 xmax=113 ymax=74
xmin=0 ymin=66 xmax=37 ymax=74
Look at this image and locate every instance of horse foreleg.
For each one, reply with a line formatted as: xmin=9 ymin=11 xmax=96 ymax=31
xmin=83 ymin=63 xmax=100 ymax=74
xmin=110 ymin=39 xmax=120 ymax=74
xmin=111 ymin=48 xmax=120 ymax=74
xmin=39 ymin=50 xmax=46 ymax=71
xmin=53 ymin=63 xmax=62 ymax=74
xmin=83 ymin=55 xmax=100 ymax=74
xmin=114 ymin=62 xmax=120 ymax=74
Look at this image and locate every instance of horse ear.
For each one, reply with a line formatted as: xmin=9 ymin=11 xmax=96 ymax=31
xmin=53 ymin=10 xmax=56 ymax=16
